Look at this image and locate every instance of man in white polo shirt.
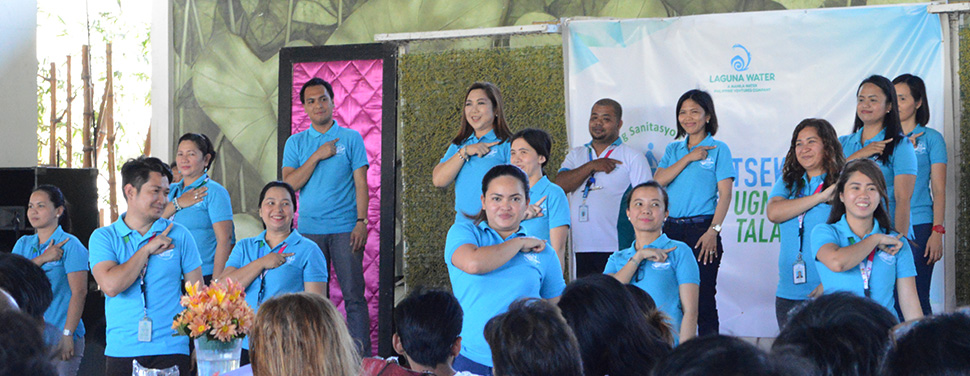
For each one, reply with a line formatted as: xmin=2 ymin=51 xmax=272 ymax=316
xmin=557 ymin=98 xmax=652 ymax=278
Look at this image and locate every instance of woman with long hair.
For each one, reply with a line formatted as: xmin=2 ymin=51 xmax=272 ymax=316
xmin=653 ymin=89 xmax=735 ymax=336
xmin=811 ymin=159 xmax=923 ymax=322
xmin=11 ymin=185 xmax=88 ymax=376
xmin=433 ymin=82 xmax=513 ymax=223
xmin=766 ymin=119 xmax=845 ymax=328
xmin=893 ymin=73 xmax=945 ymax=315
xmin=605 ymin=181 xmax=699 ymax=344
xmin=444 ymin=164 xmax=566 ymax=375
xmin=510 ymin=128 xmax=570 ymax=267
xmin=840 ymin=75 xmax=917 ymax=238
xmin=164 ymin=133 xmax=235 ymax=281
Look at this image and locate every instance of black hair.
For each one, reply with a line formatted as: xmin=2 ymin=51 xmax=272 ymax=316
xmin=31 ymin=184 xmax=71 ymax=233
xmin=626 ymin=181 xmax=669 ymax=212
xmin=466 ymin=164 xmax=530 ymax=224
xmin=772 ymin=292 xmax=898 ymax=376
xmin=451 ymin=82 xmax=512 ymax=145
xmin=826 ymin=159 xmax=894 ymax=234
xmin=299 ymin=77 xmax=334 ymax=104
xmin=891 ymin=74 xmax=930 ymax=127
xmin=258 ymin=181 xmax=298 ymax=229
xmin=675 ymin=90 xmax=719 ymax=139
xmin=593 ymin=98 xmax=623 ymax=120
xmin=120 ymin=156 xmax=173 ymax=195
xmin=652 ymin=335 xmax=781 ymax=376
xmin=625 ymin=285 xmax=675 ymax=346
xmin=485 ymin=298 xmax=583 ymax=376
xmin=510 ymin=128 xmax=552 ymax=174
xmin=853 ymin=75 xmax=904 ymax=164
xmin=393 ymin=288 xmax=463 ymax=367
xmin=177 ymin=132 xmax=217 ymax=171
xmin=0 ymin=310 xmax=57 ymax=376
xmin=781 ymin=118 xmax=845 ymax=196
xmin=558 ymin=274 xmax=671 ymax=376
xmin=882 ymin=310 xmax=970 ymax=376
xmin=0 ymin=253 xmax=52 ymax=320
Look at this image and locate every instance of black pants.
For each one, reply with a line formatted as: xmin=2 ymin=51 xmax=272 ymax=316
xmin=664 ymin=218 xmax=722 ymax=336
xmin=105 ymin=354 xmax=191 ymax=376
xmin=775 ymin=296 xmax=805 ymax=330
xmin=575 ymin=252 xmax=612 ymax=279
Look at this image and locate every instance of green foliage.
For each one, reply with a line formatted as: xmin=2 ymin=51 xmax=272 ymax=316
xmin=958 ymin=24 xmax=970 ymax=306
xmin=400 ymin=46 xmax=565 ymax=289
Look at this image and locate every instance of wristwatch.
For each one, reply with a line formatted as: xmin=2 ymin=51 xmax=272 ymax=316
xmin=357 ymin=218 xmax=369 ymax=225
xmin=63 ymin=329 xmax=72 ymax=337
xmin=711 ymin=224 xmax=722 ymax=233
xmin=932 ymin=225 xmax=945 ymax=234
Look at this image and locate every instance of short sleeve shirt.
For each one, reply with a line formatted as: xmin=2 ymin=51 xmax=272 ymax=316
xmin=439 ymin=130 xmax=511 ymax=222
xmin=444 ymin=221 xmax=565 ymax=367
xmin=658 ymin=133 xmax=736 ymax=218
xmin=282 ymin=121 xmax=369 ymax=234
xmin=88 ymin=216 xmax=203 ymax=357
xmin=520 ymin=176 xmax=570 ymax=243
xmin=168 ymin=173 xmax=234 ymax=276
xmin=768 ymin=174 xmax=828 ymax=300
xmin=839 ymin=128 xmax=917 ymax=222
xmin=907 ymin=125 xmax=947 ymax=225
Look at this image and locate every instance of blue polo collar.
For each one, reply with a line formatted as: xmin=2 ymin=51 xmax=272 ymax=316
xmin=308 ymin=120 xmax=341 ymax=138
xmin=476 ymin=221 xmax=528 ymax=241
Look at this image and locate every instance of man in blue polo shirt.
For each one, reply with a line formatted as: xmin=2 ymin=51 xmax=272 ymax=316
xmin=89 ymin=156 xmax=203 ymax=376
xmin=282 ymin=77 xmax=371 ymax=355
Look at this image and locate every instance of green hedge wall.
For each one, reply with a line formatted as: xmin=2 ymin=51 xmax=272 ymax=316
xmin=958 ymin=24 xmax=969 ymax=306
xmin=400 ymin=46 xmax=566 ymax=290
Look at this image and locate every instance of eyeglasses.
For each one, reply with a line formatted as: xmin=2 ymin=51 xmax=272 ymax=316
xmin=633 ymin=260 xmax=648 ymax=283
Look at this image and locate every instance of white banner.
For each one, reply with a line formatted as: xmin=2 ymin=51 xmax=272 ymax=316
xmin=564 ymin=5 xmax=944 ymax=337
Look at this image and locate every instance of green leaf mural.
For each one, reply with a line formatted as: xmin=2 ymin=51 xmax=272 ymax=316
xmin=598 ymin=0 xmax=669 ymax=18
xmin=326 ymin=0 xmax=509 ymax=45
xmin=293 ymin=0 xmax=340 ymax=26
xmin=662 ymin=0 xmax=786 ymax=15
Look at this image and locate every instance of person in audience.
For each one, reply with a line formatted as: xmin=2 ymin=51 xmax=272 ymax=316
xmin=221 ymin=181 xmax=328 ymax=364
xmin=484 ymin=298 xmax=583 ymax=376
xmin=626 ymin=283 xmax=676 ymax=346
xmin=652 ymin=335 xmax=796 ymax=376
xmin=766 ymin=119 xmax=844 ymax=329
xmin=444 ymin=164 xmax=566 ymax=375
xmin=772 ymin=292 xmax=898 ymax=376
xmin=893 ymin=73 xmax=946 ymax=315
xmin=0 ymin=288 xmax=17 ymax=312
xmin=12 ymin=185 xmax=89 ymax=375
xmin=811 ymin=159 xmax=923 ymax=321
xmin=510 ymin=128 xmax=570 ymax=267
xmin=164 ymin=133 xmax=235 ymax=282
xmin=653 ymin=89 xmax=735 ymax=336
xmin=558 ymin=274 xmax=671 ymax=376
xmin=0 ymin=309 xmax=57 ymax=376
xmin=433 ymin=81 xmax=512 ymax=223
xmin=0 ymin=251 xmax=52 ymax=322
xmin=388 ymin=288 xmax=474 ymax=376
xmin=840 ymin=75 xmax=916 ymax=238
xmin=224 ymin=292 xmax=360 ymax=376
xmin=606 ymin=181 xmax=699 ymax=344
xmin=882 ymin=309 xmax=970 ymax=375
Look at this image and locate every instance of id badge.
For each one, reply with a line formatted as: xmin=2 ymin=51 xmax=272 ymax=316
xmin=578 ymin=204 xmax=589 ymax=222
xmin=792 ymin=258 xmax=807 ymax=285
xmin=138 ymin=316 xmax=153 ymax=342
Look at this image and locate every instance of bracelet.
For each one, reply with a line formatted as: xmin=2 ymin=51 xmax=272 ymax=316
xmin=932 ymin=225 xmax=945 ymax=234
xmin=173 ymin=198 xmax=183 ymax=212
xmin=458 ymin=148 xmax=467 ymax=162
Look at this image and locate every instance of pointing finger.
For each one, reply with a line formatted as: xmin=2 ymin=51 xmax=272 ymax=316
xmin=485 ymin=141 xmax=501 ymax=147
xmin=663 ymin=247 xmax=676 ymax=254
xmin=702 ymin=146 xmax=717 ymax=150
xmin=280 ymin=252 xmax=295 ymax=258
xmin=56 ymin=239 xmax=70 ymax=247
xmin=162 ymin=222 xmax=174 ymax=236
xmin=534 ymin=196 xmax=547 ymax=206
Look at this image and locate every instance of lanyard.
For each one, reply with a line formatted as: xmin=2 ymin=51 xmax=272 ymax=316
xmin=258 ymin=241 xmax=287 ymax=304
xmin=847 ymin=237 xmax=878 ymax=297
xmin=582 ymin=146 xmax=616 ymax=201
xmin=795 ymin=179 xmax=826 ymax=254
xmin=125 ymin=232 xmax=157 ymax=316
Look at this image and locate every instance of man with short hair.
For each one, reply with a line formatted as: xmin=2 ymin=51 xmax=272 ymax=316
xmin=89 ymin=156 xmax=202 ymax=376
xmin=282 ymin=77 xmax=371 ymax=355
xmin=392 ymin=289 xmax=473 ymax=376
xmin=557 ymin=99 xmax=652 ymax=278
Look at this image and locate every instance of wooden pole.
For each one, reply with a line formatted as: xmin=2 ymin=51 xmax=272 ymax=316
xmin=65 ymin=55 xmax=73 ymax=168
xmin=106 ymin=43 xmax=118 ymax=222
xmin=144 ymin=123 xmax=152 ymax=156
xmin=48 ymin=62 xmax=57 ymax=166
xmin=81 ymin=45 xmax=93 ymax=168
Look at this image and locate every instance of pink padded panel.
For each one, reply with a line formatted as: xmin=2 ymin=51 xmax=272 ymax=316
xmin=291 ymin=59 xmax=383 ymax=355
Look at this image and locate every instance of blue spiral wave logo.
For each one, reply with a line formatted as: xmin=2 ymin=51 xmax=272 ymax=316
xmin=731 ymin=44 xmax=751 ymax=72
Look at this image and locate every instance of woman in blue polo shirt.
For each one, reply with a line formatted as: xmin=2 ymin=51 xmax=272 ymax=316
xmin=12 ymin=185 xmax=88 ymax=376
xmin=893 ymin=74 xmax=946 ymax=315
xmin=445 ymin=164 xmax=566 ymax=375
xmin=510 ymin=128 xmax=570 ymax=268
xmin=433 ymin=82 xmax=513 ymax=223
xmin=165 ymin=133 xmax=234 ymax=282
xmin=811 ymin=159 xmax=923 ymax=322
xmin=765 ymin=119 xmax=845 ymax=328
xmin=840 ymin=75 xmax=917 ymax=239
xmin=605 ymin=181 xmax=699 ymax=345
xmin=222 ymin=181 xmax=328 ymax=364
xmin=653 ymin=89 xmax=734 ymax=336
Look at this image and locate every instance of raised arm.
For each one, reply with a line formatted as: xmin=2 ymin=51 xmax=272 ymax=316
xmin=766 ymin=184 xmax=835 ymax=223
xmin=653 ymin=146 xmax=714 ymax=186
xmin=451 ymin=237 xmax=545 ymax=275
xmin=92 ymin=224 xmax=175 ymax=297
xmin=282 ymin=138 xmax=338 ymax=191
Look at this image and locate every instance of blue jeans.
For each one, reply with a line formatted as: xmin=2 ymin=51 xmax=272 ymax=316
xmin=908 ymin=223 xmax=935 ymax=316
xmin=664 ymin=217 xmax=722 ymax=336
xmin=453 ymin=354 xmax=493 ymax=376
xmin=304 ymin=232 xmax=372 ymax=356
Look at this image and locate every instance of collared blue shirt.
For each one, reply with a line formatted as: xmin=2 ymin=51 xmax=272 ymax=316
xmin=439 ymin=130 xmax=511 ymax=222
xmin=658 ymin=133 xmax=736 ymax=218
xmin=444 ymin=221 xmax=565 ymax=367
xmin=12 ymin=226 xmax=88 ymax=344
xmin=88 ymin=215 xmax=203 ymax=357
xmin=769 ymin=174 xmax=828 ymax=300
xmin=839 ymin=128 xmax=917 ymax=223
xmin=907 ymin=125 xmax=947 ymax=225
xmin=283 ymin=120 xmax=369 ymax=234
xmin=226 ymin=229 xmax=328 ymax=349
xmin=168 ymin=173 xmax=234 ymax=276
xmin=604 ymin=234 xmax=699 ymax=343
xmin=520 ymin=176 xmax=570 ymax=243
xmin=811 ymin=215 xmax=916 ymax=319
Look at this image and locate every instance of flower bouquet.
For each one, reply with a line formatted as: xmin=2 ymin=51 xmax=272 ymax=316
xmin=173 ymin=278 xmax=255 ymax=376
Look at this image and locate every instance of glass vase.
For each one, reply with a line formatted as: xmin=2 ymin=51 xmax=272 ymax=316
xmin=195 ymin=336 xmax=243 ymax=376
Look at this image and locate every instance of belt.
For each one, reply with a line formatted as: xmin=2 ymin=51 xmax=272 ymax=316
xmin=667 ymin=215 xmax=714 ymax=225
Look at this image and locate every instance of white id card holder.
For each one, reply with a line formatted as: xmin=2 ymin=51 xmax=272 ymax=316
xmin=793 ymin=256 xmax=807 ymax=285
xmin=578 ymin=205 xmax=589 ymax=222
xmin=138 ymin=316 xmax=153 ymax=342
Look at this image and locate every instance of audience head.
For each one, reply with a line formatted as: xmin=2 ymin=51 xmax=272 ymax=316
xmin=454 ymin=81 xmax=511 ymax=144
xmin=29 ymin=184 xmax=72 ymax=233
xmin=251 ymin=292 xmax=359 ymax=376
xmin=0 ymin=310 xmax=57 ymax=376
xmin=882 ymin=310 xmax=970 ymax=376
xmin=626 ymin=284 xmax=675 ymax=346
xmin=652 ymin=335 xmax=787 ymax=376
xmin=392 ymin=288 xmax=463 ymax=370
xmin=675 ymin=89 xmax=718 ymax=139
xmin=558 ymin=274 xmax=671 ymax=376
xmin=484 ymin=298 xmax=583 ymax=376
xmin=772 ymin=292 xmax=897 ymax=376
xmin=468 ymin=164 xmax=530 ymax=225
xmin=781 ymin=118 xmax=844 ymax=195
xmin=892 ymin=74 xmax=929 ymax=126
xmin=0 ymin=252 xmax=52 ymax=320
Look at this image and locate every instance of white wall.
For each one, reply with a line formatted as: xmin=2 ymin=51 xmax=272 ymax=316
xmin=0 ymin=0 xmax=38 ymax=167
xmin=150 ymin=0 xmax=171 ymax=162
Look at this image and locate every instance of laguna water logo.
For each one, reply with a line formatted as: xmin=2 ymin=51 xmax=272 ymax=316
xmin=731 ymin=44 xmax=751 ymax=72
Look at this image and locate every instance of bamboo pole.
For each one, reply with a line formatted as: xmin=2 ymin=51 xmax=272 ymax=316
xmin=144 ymin=123 xmax=151 ymax=156
xmin=49 ymin=62 xmax=57 ymax=166
xmin=66 ymin=55 xmax=73 ymax=168
xmin=106 ymin=43 xmax=118 ymax=222
xmin=82 ymin=45 xmax=93 ymax=168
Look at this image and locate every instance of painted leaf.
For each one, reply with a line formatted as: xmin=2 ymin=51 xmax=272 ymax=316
xmin=598 ymin=0 xmax=669 ymax=18
xmin=326 ymin=0 xmax=509 ymax=45
xmin=547 ymin=0 xmax=603 ymax=17
xmin=292 ymin=0 xmax=339 ymax=26
xmin=662 ymin=0 xmax=785 ymax=16
xmin=243 ymin=0 xmax=290 ymax=53
xmin=240 ymin=0 xmax=259 ymax=15
xmin=507 ymin=0 xmax=549 ymax=25
xmin=514 ymin=11 xmax=557 ymax=25
xmin=772 ymin=0 xmax=829 ymax=9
